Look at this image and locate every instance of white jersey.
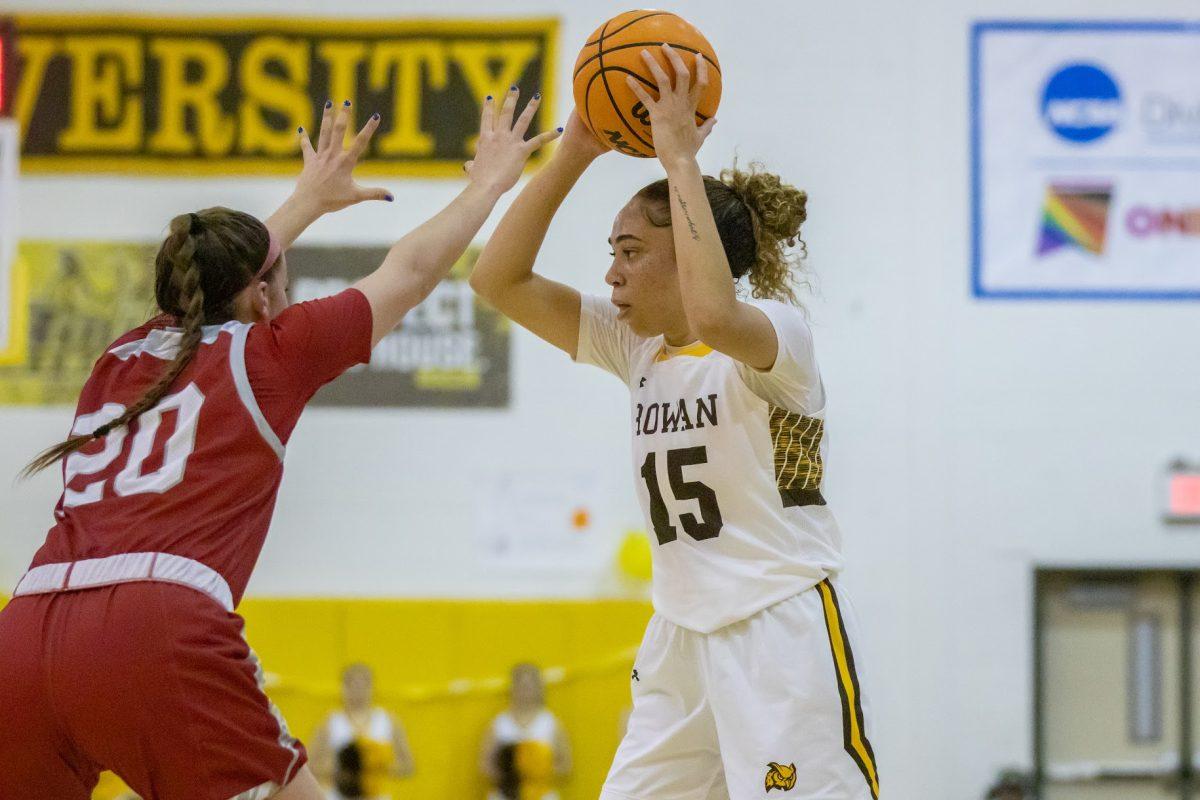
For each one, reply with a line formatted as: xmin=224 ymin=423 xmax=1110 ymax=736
xmin=487 ymin=710 xmax=563 ymax=800
xmin=325 ymin=708 xmax=395 ymax=800
xmin=576 ymin=295 xmax=843 ymax=633
xmin=491 ymin=709 xmax=561 ymax=745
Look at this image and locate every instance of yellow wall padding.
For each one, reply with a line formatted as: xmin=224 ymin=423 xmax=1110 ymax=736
xmin=0 ymin=595 xmax=653 ymax=800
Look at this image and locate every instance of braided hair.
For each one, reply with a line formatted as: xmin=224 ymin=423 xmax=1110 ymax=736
xmin=23 ymin=207 xmax=275 ymax=477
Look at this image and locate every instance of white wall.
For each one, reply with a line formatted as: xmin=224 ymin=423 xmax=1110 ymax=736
xmin=3 ymin=0 xmax=1199 ymax=797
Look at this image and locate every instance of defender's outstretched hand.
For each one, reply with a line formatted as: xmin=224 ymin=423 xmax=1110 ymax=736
xmin=463 ymin=87 xmax=563 ymax=193
xmin=268 ymin=101 xmax=392 ymax=249
xmin=295 ymin=101 xmax=392 ymax=214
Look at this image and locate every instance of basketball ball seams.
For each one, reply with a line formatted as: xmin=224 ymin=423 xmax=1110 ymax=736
xmin=596 ymin=15 xmax=655 ymax=154
xmin=574 ymin=10 xmax=721 ymax=157
xmin=598 ymin=67 xmax=713 ymax=120
xmin=582 ymin=16 xmax=616 ymax=141
xmin=591 ymin=63 xmax=655 ymax=153
xmin=573 ymin=41 xmax=722 ymax=80
xmin=589 ymin=66 xmax=713 ymax=131
xmin=583 ymin=10 xmax=671 ymax=47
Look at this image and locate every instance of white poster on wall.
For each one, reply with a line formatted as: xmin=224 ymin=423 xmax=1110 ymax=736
xmin=971 ymin=21 xmax=1200 ymax=299
xmin=474 ymin=470 xmax=609 ymax=571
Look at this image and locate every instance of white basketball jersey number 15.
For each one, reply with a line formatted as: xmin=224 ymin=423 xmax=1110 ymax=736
xmin=63 ymin=383 xmax=205 ymax=508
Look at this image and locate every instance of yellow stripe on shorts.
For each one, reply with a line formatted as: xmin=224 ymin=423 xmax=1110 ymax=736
xmin=817 ymin=580 xmax=880 ymax=799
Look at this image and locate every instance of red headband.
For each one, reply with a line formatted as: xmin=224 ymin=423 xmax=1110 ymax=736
xmin=255 ymin=230 xmax=282 ymax=280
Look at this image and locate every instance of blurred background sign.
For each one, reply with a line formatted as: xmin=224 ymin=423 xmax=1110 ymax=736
xmin=1164 ymin=461 xmax=1200 ymax=524
xmin=5 ymin=13 xmax=557 ymax=176
xmin=973 ymin=21 xmax=1200 ymax=299
xmin=0 ymin=119 xmax=18 ymax=364
xmin=0 ymin=242 xmax=509 ymax=407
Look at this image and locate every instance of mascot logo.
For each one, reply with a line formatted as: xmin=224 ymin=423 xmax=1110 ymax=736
xmin=765 ymin=762 xmax=798 ymax=792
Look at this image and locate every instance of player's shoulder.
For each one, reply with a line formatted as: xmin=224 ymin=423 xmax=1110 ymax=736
xmin=104 ymin=314 xmax=176 ymax=353
xmin=745 ymin=297 xmax=814 ymax=342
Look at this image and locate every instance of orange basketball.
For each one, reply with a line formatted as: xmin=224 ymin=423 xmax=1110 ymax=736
xmin=572 ymin=10 xmax=722 ymax=158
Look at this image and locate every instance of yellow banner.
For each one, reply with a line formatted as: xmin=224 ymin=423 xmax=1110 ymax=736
xmin=10 ymin=14 xmax=558 ymax=176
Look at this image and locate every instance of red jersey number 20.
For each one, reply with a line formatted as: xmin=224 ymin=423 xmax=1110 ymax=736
xmin=63 ymin=383 xmax=206 ymax=508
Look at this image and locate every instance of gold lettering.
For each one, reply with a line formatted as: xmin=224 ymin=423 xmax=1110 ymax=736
xmin=450 ymin=41 xmax=541 ymax=150
xmin=58 ymin=36 xmax=142 ymax=153
xmin=147 ymin=38 xmax=234 ymax=156
xmin=370 ymin=41 xmax=448 ymax=156
xmin=13 ymin=36 xmax=61 ymax=140
xmin=317 ymin=40 xmax=367 ymax=142
xmin=239 ymin=37 xmax=311 ymax=155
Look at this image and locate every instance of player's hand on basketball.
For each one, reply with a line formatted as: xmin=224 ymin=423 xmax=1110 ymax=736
xmin=557 ymin=109 xmax=610 ymax=164
xmin=294 ymin=101 xmax=392 ymax=214
xmin=625 ymin=44 xmax=717 ymax=167
xmin=463 ymin=87 xmax=563 ymax=195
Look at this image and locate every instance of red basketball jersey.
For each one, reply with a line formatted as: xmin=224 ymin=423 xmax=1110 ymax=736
xmin=29 ymin=288 xmax=373 ymax=606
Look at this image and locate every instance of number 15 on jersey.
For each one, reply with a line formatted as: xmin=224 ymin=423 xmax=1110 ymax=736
xmin=639 ymin=446 xmax=724 ymax=545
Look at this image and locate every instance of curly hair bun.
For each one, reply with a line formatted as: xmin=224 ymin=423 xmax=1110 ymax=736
xmin=720 ymin=163 xmax=807 ymax=247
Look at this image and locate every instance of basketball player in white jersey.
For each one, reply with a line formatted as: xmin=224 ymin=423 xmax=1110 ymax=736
xmin=469 ymin=47 xmax=879 ymax=800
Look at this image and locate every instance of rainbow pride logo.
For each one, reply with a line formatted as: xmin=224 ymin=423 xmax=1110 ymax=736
xmin=1037 ymin=183 xmax=1113 ymax=256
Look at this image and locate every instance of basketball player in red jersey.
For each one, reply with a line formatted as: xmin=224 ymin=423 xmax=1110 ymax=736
xmin=0 ymin=92 xmax=557 ymax=800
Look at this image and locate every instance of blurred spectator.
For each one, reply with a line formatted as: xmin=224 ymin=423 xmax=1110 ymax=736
xmin=985 ymin=769 xmax=1031 ymax=800
xmin=480 ymin=663 xmax=572 ymax=800
xmin=310 ymin=663 xmax=414 ymax=799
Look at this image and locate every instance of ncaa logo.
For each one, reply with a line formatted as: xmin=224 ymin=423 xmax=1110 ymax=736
xmin=1041 ymin=62 xmax=1122 ymax=143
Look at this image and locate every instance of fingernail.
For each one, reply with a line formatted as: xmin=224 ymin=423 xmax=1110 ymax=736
xmin=534 ymin=92 xmax=542 ymax=100
xmin=297 ymin=126 xmax=304 ymax=133
xmin=557 ymin=126 xmax=564 ymax=133
xmin=385 ymin=194 xmax=394 ymax=202
xmin=324 ymin=100 xmax=332 ymax=109
xmin=486 ymin=95 xmax=493 ymax=101
xmin=343 ymin=99 xmax=351 ymax=107
xmin=372 ymin=112 xmax=380 ymax=121
xmin=510 ymin=85 xmax=518 ymax=91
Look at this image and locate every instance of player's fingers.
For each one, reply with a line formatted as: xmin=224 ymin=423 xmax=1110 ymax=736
xmin=512 ymin=93 xmax=541 ymax=138
xmin=350 ymin=113 xmax=381 ymax=160
xmin=331 ymin=100 xmax=352 ymax=151
xmin=463 ymin=159 xmax=474 ymax=174
xmin=661 ymin=44 xmax=689 ymax=93
xmin=640 ymin=49 xmax=672 ymax=92
xmin=316 ymin=100 xmax=334 ymax=154
xmin=625 ymin=75 xmax=656 ymax=108
xmin=524 ymin=126 xmax=564 ymax=152
xmin=697 ymin=117 xmax=717 ymax=143
xmin=479 ymin=96 xmax=494 ymax=135
xmin=690 ymin=54 xmax=709 ymax=104
xmin=498 ymin=85 xmax=520 ymax=131
xmin=299 ymin=127 xmax=316 ymax=163
xmin=355 ymin=183 xmax=394 ymax=202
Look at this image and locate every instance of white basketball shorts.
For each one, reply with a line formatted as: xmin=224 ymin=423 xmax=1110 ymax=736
xmin=600 ymin=579 xmax=879 ymax=800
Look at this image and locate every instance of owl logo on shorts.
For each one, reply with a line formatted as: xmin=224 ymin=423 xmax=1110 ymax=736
xmin=765 ymin=762 xmax=798 ymax=792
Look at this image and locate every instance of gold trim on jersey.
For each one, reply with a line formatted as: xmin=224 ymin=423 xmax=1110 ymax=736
xmin=769 ymin=406 xmax=826 ymax=507
xmin=655 ymin=342 xmax=714 ymax=362
xmin=817 ymin=580 xmax=880 ymax=800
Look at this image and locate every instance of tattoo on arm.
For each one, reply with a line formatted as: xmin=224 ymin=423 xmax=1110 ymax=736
xmin=674 ymin=186 xmax=701 ymax=241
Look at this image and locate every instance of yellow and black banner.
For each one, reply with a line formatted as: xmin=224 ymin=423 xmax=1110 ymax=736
xmin=6 ymin=14 xmax=557 ymax=176
xmin=0 ymin=241 xmax=510 ymax=407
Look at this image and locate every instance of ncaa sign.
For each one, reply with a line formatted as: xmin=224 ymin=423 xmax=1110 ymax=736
xmin=1041 ymin=62 xmax=1122 ymax=143
xmin=972 ymin=21 xmax=1200 ymax=299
